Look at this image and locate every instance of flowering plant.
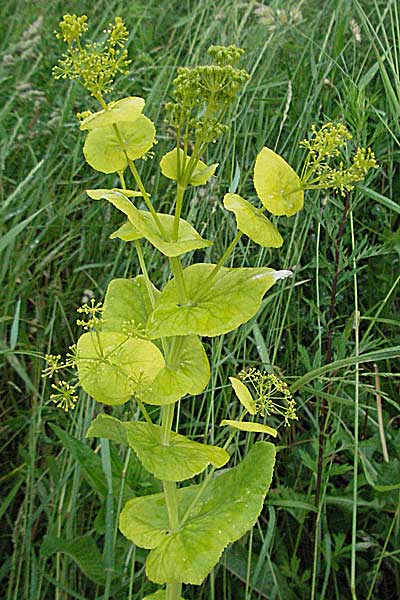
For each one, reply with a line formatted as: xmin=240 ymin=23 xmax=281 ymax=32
xmin=46 ymin=14 xmax=377 ymax=599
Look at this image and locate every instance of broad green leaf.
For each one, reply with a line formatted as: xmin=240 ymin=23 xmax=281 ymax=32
xmin=87 ymin=189 xmax=212 ymax=257
xmin=87 ymin=188 xmax=142 ymax=199
xmin=160 ymin=148 xmax=218 ymax=186
xmin=110 ymin=220 xmax=143 ymax=242
xmin=253 ymin=147 xmax=304 ymax=216
xmin=119 ymin=441 xmax=276 ymax=585
xmin=83 ymin=116 xmax=156 ymax=173
xmin=141 ymin=335 xmax=210 ymax=405
xmin=102 ymin=276 xmax=157 ymax=336
xmin=220 ymin=419 xmax=277 ymax=437
xmin=101 ymin=278 xmax=209 ymax=404
xmin=143 ymin=592 xmax=185 ymax=600
xmin=41 ymin=534 xmax=107 ymax=585
xmin=223 ymin=193 xmax=283 ymax=247
xmin=229 ymin=376 xmax=256 ymax=414
xmin=80 ymin=96 xmax=145 ymax=130
xmin=87 ymin=415 xmax=229 ymax=481
xmin=147 ymin=264 xmax=277 ymax=339
xmin=76 ymin=331 xmax=164 ymax=405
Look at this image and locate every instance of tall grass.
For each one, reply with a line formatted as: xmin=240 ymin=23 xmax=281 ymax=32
xmin=1 ymin=1 xmax=399 ymax=598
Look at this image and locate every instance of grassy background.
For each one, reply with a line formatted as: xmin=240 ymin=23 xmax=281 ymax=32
xmin=1 ymin=0 xmax=399 ymax=598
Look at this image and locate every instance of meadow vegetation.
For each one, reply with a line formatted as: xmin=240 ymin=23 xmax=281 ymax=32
xmin=1 ymin=1 xmax=399 ymax=599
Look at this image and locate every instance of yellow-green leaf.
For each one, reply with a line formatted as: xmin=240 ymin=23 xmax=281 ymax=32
xmin=119 ymin=441 xmax=276 ymax=585
xmin=229 ymin=377 xmax=256 ymax=414
xmin=254 ymin=147 xmax=304 ymax=216
xmin=220 ymin=419 xmax=277 ymax=437
xmin=87 ymin=188 xmax=142 ymax=199
xmin=76 ymin=331 xmax=164 ymax=405
xmin=110 ymin=221 xmax=142 ymax=242
xmin=102 ymin=276 xmax=157 ymax=335
xmin=87 ymin=189 xmax=212 ymax=257
xmin=147 ymin=264 xmax=277 ymax=339
xmin=87 ymin=415 xmax=229 ymax=481
xmin=141 ymin=335 xmax=210 ymax=405
xmin=160 ymin=148 xmax=218 ymax=186
xmin=80 ymin=97 xmax=145 ymax=130
xmin=83 ymin=116 xmax=156 ymax=173
xmin=223 ymin=193 xmax=283 ymax=248
xmin=101 ymin=278 xmax=210 ymax=404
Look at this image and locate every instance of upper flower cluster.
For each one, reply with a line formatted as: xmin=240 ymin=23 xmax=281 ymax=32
xmin=53 ymin=14 xmax=130 ymax=98
xmin=165 ymin=44 xmax=250 ymax=143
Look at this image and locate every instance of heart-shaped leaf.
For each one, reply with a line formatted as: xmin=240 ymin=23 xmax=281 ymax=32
xmin=76 ymin=331 xmax=164 ymax=405
xmin=147 ymin=264 xmax=277 ymax=339
xmin=87 ymin=415 xmax=229 ymax=481
xmin=102 ymin=276 xmax=158 ymax=336
xmin=119 ymin=441 xmax=276 ymax=584
xmin=141 ymin=335 xmax=210 ymax=405
xmin=223 ymin=193 xmax=283 ymax=247
xmin=83 ymin=116 xmax=156 ymax=173
xmin=101 ymin=278 xmax=210 ymax=404
xmin=87 ymin=189 xmax=212 ymax=256
xmin=160 ymin=148 xmax=218 ymax=186
xmin=254 ymin=147 xmax=303 ymax=216
xmin=80 ymin=96 xmax=145 ymax=130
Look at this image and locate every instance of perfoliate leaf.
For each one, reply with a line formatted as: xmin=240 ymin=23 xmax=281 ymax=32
xmin=119 ymin=441 xmax=276 ymax=585
xmin=87 ymin=189 xmax=212 ymax=257
xmin=76 ymin=331 xmax=164 ymax=405
xmin=80 ymin=96 xmax=145 ymax=130
xmin=101 ymin=278 xmax=210 ymax=404
xmin=102 ymin=276 xmax=157 ymax=335
xmin=229 ymin=377 xmax=256 ymax=414
xmin=87 ymin=188 xmax=142 ymax=199
xmin=83 ymin=116 xmax=156 ymax=173
xmin=87 ymin=415 xmax=229 ymax=481
xmin=110 ymin=220 xmax=143 ymax=242
xmin=147 ymin=264 xmax=276 ymax=339
xmin=220 ymin=419 xmax=277 ymax=437
xmin=160 ymin=148 xmax=218 ymax=186
xmin=141 ymin=335 xmax=210 ymax=405
xmin=223 ymin=193 xmax=283 ymax=248
xmin=254 ymin=147 xmax=304 ymax=216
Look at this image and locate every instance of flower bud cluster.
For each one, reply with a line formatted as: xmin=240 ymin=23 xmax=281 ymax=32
xmin=165 ymin=45 xmax=249 ymax=143
xmin=53 ymin=15 xmax=130 ymax=98
xmin=300 ymin=123 xmax=378 ymax=195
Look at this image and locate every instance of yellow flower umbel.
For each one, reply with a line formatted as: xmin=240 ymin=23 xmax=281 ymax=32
xmin=300 ymin=123 xmax=378 ymax=195
xmin=220 ymin=369 xmax=297 ymax=437
xmin=53 ymin=14 xmax=130 ymax=100
xmin=76 ymin=298 xmax=103 ymax=331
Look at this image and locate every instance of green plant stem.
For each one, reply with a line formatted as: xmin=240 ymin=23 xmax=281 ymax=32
xmin=95 ymin=92 xmax=166 ymax=238
xmin=127 ymin=156 xmax=166 ymax=236
xmin=172 ymin=183 xmax=186 ymax=240
xmin=134 ymin=240 xmax=156 ymax=307
xmin=100 ymin=438 xmax=115 ymax=600
xmin=180 ymin=428 xmax=237 ymax=527
xmin=205 ymin=231 xmax=243 ymax=288
xmin=350 ymin=210 xmax=360 ymax=600
xmin=170 ymin=256 xmax=189 ymax=303
xmin=161 ymin=403 xmax=182 ymax=600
